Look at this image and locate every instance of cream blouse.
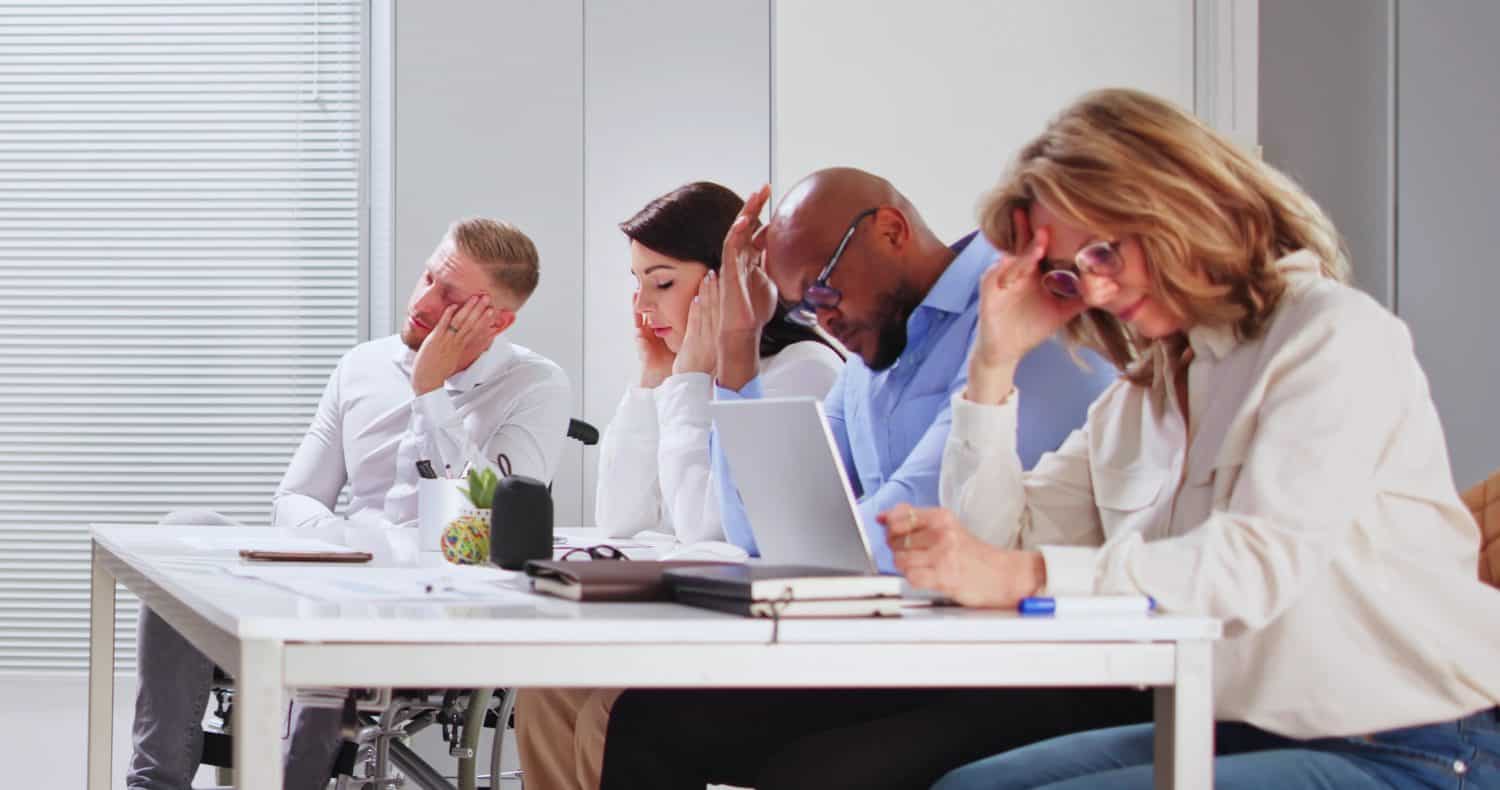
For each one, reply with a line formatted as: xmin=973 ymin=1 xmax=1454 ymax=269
xmin=942 ymin=250 xmax=1500 ymax=738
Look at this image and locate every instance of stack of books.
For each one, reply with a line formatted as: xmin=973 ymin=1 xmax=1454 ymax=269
xmin=664 ymin=564 xmax=904 ymax=618
xmin=525 ymin=559 xmax=734 ymax=602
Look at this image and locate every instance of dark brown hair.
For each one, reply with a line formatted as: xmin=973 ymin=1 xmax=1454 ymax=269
xmin=620 ymin=181 xmax=841 ymax=360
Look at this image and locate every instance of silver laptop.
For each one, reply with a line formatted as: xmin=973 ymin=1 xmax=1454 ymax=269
xmin=709 ymin=397 xmax=884 ymax=574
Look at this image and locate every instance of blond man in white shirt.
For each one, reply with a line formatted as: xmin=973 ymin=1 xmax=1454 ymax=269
xmin=876 ymin=89 xmax=1500 ymax=790
xmin=274 ymin=218 xmax=571 ymax=540
xmin=128 ymin=218 xmax=570 ymax=790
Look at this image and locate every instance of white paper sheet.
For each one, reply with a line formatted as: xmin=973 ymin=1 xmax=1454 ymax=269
xmin=177 ymin=535 xmax=356 ymax=554
xmin=223 ymin=564 xmax=526 ymax=603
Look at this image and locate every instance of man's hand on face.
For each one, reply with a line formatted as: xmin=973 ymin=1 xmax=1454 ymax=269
xmin=716 ymin=184 xmax=776 ymax=390
xmin=411 ymin=294 xmax=498 ymax=395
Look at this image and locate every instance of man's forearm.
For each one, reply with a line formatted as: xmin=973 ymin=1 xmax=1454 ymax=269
xmin=716 ymin=329 xmax=761 ymax=391
xmin=272 ymin=492 xmax=348 ymax=543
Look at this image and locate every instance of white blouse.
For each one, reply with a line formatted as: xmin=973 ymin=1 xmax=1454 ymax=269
xmin=595 ymin=340 xmax=844 ymax=543
xmin=942 ymin=251 xmax=1500 ymax=739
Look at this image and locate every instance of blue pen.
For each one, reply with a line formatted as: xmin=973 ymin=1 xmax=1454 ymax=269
xmin=1018 ymin=595 xmax=1156 ymax=616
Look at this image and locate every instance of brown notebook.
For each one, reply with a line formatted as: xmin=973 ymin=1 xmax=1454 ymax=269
xmin=524 ymin=560 xmax=735 ymax=602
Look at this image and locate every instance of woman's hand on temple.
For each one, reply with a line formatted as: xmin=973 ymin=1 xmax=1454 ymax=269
xmin=674 ymin=272 xmax=719 ymax=376
xmin=634 ymin=291 xmax=675 ymax=388
xmin=968 ymin=210 xmax=1088 ymax=404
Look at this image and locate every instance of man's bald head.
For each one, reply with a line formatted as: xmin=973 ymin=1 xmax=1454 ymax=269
xmin=766 ymin=168 xmax=926 ymax=261
xmin=761 ymin=167 xmax=948 ymax=370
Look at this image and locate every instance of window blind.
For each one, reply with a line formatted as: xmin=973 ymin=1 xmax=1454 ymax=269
xmin=0 ymin=0 xmax=364 ymax=672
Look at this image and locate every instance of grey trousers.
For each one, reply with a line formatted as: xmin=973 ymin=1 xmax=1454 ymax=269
xmin=126 ymin=605 xmax=344 ymax=790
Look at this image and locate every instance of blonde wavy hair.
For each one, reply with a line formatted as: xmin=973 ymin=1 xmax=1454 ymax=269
xmin=980 ymin=88 xmax=1350 ymax=385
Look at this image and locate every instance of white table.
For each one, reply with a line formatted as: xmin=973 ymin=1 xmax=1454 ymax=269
xmin=87 ymin=525 xmax=1221 ymax=789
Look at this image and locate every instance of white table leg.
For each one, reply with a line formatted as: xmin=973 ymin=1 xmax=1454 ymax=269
xmin=87 ymin=543 xmax=116 ymax=790
xmin=1153 ymin=639 xmax=1214 ymax=790
xmin=234 ymin=638 xmax=286 ymax=790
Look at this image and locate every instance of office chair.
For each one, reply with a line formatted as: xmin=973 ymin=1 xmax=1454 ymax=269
xmin=328 ymin=416 xmax=597 ymax=785
xmin=434 ymin=418 xmax=597 ymax=787
xmin=567 ymin=417 xmax=600 ymax=446
xmin=199 ymin=418 xmax=600 ymax=788
xmin=1463 ymin=466 xmax=1500 ymax=588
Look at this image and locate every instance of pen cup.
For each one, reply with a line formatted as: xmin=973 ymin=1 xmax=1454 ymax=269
xmin=418 ymin=478 xmax=469 ymax=553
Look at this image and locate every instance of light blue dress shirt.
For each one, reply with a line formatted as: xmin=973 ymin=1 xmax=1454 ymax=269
xmin=713 ymin=233 xmax=1118 ymax=572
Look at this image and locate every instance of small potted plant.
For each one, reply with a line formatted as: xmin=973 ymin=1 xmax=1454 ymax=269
xmin=441 ymin=467 xmax=497 ymax=565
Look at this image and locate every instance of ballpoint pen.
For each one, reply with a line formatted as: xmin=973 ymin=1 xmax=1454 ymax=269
xmin=423 ymin=576 xmax=458 ymax=595
xmin=1018 ymin=596 xmax=1156 ymax=616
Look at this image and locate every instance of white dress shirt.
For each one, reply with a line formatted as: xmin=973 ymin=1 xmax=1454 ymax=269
xmin=272 ymin=334 xmax=572 ymax=538
xmin=942 ymin=251 xmax=1500 ymax=738
xmin=595 ymin=340 xmax=843 ymax=543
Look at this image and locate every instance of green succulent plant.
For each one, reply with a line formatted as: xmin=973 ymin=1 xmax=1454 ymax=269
xmin=458 ymin=467 xmax=499 ymax=509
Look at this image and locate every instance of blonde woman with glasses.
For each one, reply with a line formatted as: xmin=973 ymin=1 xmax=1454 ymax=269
xmin=878 ymin=88 xmax=1500 ymax=789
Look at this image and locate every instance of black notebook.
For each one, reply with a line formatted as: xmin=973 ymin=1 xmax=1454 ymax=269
xmin=674 ymin=588 xmax=904 ymax=618
xmin=664 ymin=564 xmax=902 ymax=602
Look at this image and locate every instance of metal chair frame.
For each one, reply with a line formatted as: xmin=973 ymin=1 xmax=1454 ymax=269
xmin=198 ymin=418 xmax=598 ymax=787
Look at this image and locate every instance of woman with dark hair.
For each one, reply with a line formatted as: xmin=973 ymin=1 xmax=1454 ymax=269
xmin=596 ymin=180 xmax=843 ymax=544
xmin=516 ymin=182 xmax=843 ymax=790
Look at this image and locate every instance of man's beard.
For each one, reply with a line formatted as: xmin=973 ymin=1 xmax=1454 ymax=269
xmin=866 ymin=283 xmax=925 ymax=371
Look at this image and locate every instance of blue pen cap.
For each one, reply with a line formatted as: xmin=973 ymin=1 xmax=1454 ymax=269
xmin=1017 ymin=597 xmax=1055 ymax=615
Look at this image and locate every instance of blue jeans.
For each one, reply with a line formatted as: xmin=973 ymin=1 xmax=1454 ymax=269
xmin=126 ymin=606 xmax=344 ymax=790
xmin=932 ymin=709 xmax=1500 ymax=790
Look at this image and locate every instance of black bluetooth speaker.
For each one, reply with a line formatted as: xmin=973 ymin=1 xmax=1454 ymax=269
xmin=489 ymin=474 xmax=554 ymax=570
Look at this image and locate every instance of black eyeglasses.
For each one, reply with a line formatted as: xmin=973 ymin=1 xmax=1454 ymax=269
xmin=557 ymin=545 xmax=630 ymax=561
xmin=1038 ymin=240 xmax=1125 ymax=300
xmin=786 ymin=207 xmax=878 ymax=328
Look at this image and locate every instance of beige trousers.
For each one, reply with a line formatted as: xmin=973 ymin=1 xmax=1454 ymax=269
xmin=515 ymin=687 xmax=623 ymax=790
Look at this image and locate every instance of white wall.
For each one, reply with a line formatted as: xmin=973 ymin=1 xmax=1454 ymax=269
xmin=1396 ymin=0 xmax=1500 ymax=490
xmin=1259 ymin=0 xmax=1393 ymax=305
xmin=772 ymin=0 xmax=1196 ymax=241
xmin=392 ymin=1 xmax=772 ymax=526
xmin=580 ymin=0 xmax=771 ymax=523
xmin=393 ymin=0 xmax=587 ymax=523
xmin=391 ymin=1 xmax=1213 ymax=522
